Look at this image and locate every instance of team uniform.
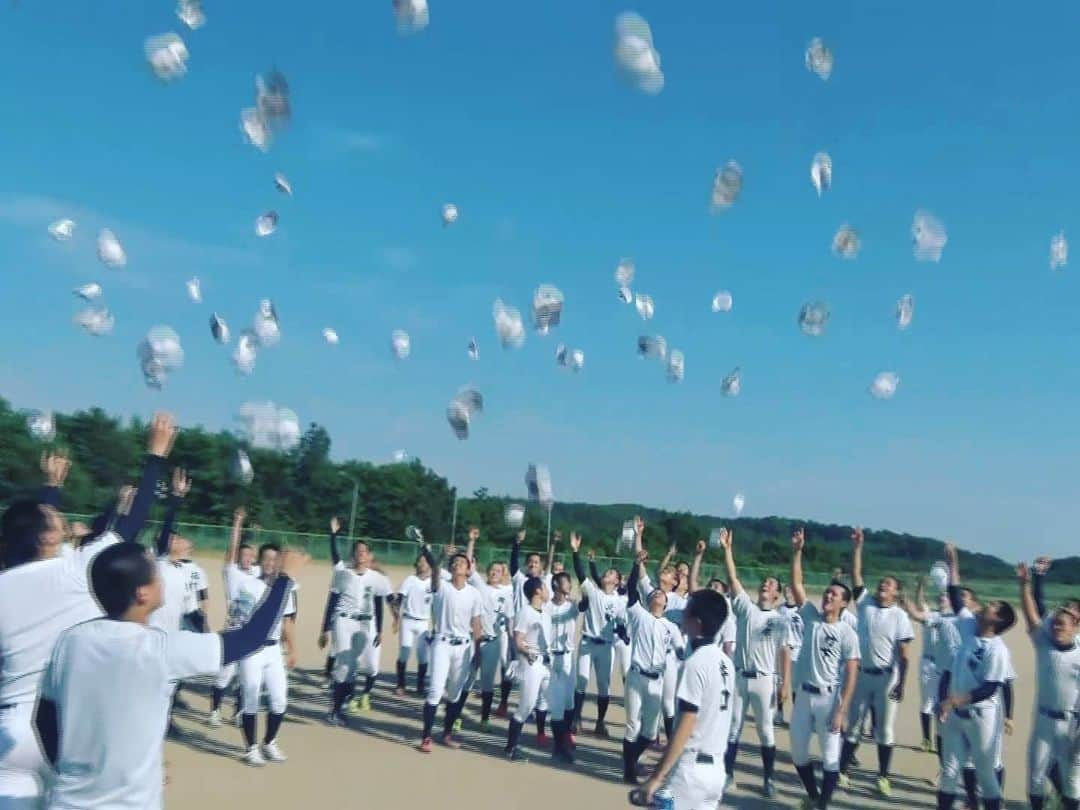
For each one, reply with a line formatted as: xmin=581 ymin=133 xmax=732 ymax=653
xmin=725 ymin=591 xmax=786 ymax=786
xmin=544 ymin=597 xmax=579 ymax=728
xmin=396 ymin=573 xmax=433 ymax=692
xmin=1026 ymin=624 xmax=1080 ymax=803
xmin=511 ymin=603 xmax=552 ymax=724
xmin=180 ymin=560 xmax=209 ymax=632
xmin=0 ymin=533 xmax=119 ymax=806
xmin=777 ymin=602 xmax=804 ymax=722
xmin=468 ymin=571 xmax=514 ymax=704
xmin=920 ymin=611 xmax=948 ymax=718
xmin=575 ymin=577 xmax=626 ymax=726
xmin=148 ymin=556 xmax=188 ymax=633
xmin=939 ymin=633 xmax=1010 ymax=805
xmin=662 ymin=640 xmax=737 ymax=809
xmin=425 ymin=582 xmax=482 ymax=711
xmin=210 ymin=562 xmax=261 ymax=717
xmin=639 ymin=572 xmax=690 ymax=736
xmin=329 ymin=567 xmax=390 ymax=693
xmin=790 ymin=602 xmax=860 ymax=805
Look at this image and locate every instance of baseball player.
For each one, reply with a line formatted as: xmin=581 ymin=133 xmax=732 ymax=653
xmin=838 ymin=528 xmax=915 ymax=797
xmin=622 ymin=548 xmax=684 ymax=785
xmin=788 ymin=528 xmax=860 ymax=810
xmin=236 ymin=543 xmax=298 ymax=766
xmin=570 ymin=533 xmax=625 ymax=739
xmin=936 ymin=589 xmax=1017 ymax=810
xmin=0 ymin=420 xmax=172 ymax=808
xmin=776 ymin=584 xmax=804 ymax=726
xmin=903 ymin=578 xmax=956 ymax=762
xmin=208 ymin=508 xmax=261 ymax=727
xmin=634 ymin=589 xmax=735 ymax=810
xmin=1017 ymin=563 xmax=1080 ymax=810
xmin=465 ymin=531 xmax=514 ymax=730
xmin=545 ymin=564 xmax=579 ymax=764
xmin=33 ymin=541 xmax=306 ymax=809
xmin=149 ymin=468 xmax=192 ymax=638
xmin=320 ymin=536 xmax=390 ymax=723
xmin=509 ymin=528 xmax=545 ymax=614
xmin=505 ymin=576 xmax=551 ymax=762
xmin=391 ymin=548 xmax=435 ymax=697
xmin=417 ymin=545 xmax=483 ymax=753
xmin=587 ymin=553 xmax=633 ymax=687
xmin=716 ymin=531 xmax=786 ymax=798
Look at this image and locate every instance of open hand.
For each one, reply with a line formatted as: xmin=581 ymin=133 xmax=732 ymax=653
xmin=41 ymin=451 xmax=71 ymax=487
xmin=330 ymin=516 xmax=340 ymax=535
xmin=171 ymin=467 xmax=191 ymax=498
xmin=792 ymin=527 xmax=805 ymax=552
xmin=569 ymin=532 xmax=582 ymax=552
xmin=147 ymin=412 xmax=178 ymax=458
xmin=851 ymin=527 xmax=864 ymax=548
xmin=695 ymin=539 xmax=706 ymax=555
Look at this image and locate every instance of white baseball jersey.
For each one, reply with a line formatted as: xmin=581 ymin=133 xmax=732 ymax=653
xmin=232 ymin=577 xmax=297 ymax=642
xmin=545 ymin=598 xmax=579 ymax=653
xmin=778 ymin=602 xmax=804 ymax=655
xmin=714 ymin=596 xmax=737 ymax=647
xmin=794 ymin=602 xmax=860 ymax=690
xmin=515 ymin=604 xmax=551 ymax=655
xmin=468 ymin=571 xmax=514 ymax=637
xmin=148 ymin=557 xmax=187 ymax=633
xmin=180 ymin=561 xmax=208 ymax=614
xmin=579 ymin=579 xmax=625 ymax=641
xmin=397 ymin=574 xmax=433 ymax=620
xmin=926 ymin=612 xmax=963 ymax=671
xmin=332 ymin=567 xmax=391 ymax=617
xmin=948 ymin=634 xmax=1009 ymax=701
xmin=430 ymin=582 xmax=482 ymax=639
xmin=0 ymin=534 xmax=119 ymax=706
xmin=222 ymin=563 xmax=260 ymax=629
xmin=1032 ymin=627 xmax=1080 ymax=713
xmin=854 ymin=591 xmax=915 ymax=669
xmin=677 ymin=641 xmax=736 ymax=754
xmin=730 ymin=591 xmax=786 ymax=674
xmin=627 ymin=602 xmax=680 ymax=674
xmin=41 ymin=620 xmax=222 ymax=809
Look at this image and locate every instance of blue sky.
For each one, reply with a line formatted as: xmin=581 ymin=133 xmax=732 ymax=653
xmin=2 ymin=1 xmax=1079 ymax=560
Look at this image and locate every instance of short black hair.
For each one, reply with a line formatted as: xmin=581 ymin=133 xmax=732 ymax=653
xmin=91 ymin=542 xmax=156 ymax=618
xmin=829 ymin=579 xmax=853 ymax=604
xmin=552 ymin=571 xmax=571 ymax=591
xmin=525 ymin=552 xmax=542 ymax=564
xmin=258 ymin=542 xmax=280 ymax=561
xmin=0 ymin=499 xmax=50 ymax=569
xmin=238 ymin=542 xmax=254 ymax=552
xmin=707 ymin=578 xmax=728 ymax=594
xmin=686 ymin=589 xmax=729 ymax=639
xmin=764 ymin=575 xmax=782 ymax=592
xmin=351 ymin=539 xmax=369 ymax=556
xmin=523 ymin=576 xmax=544 ymax=601
xmin=990 ymin=600 xmax=1017 ymax=635
xmin=449 ymin=553 xmax=469 ymax=568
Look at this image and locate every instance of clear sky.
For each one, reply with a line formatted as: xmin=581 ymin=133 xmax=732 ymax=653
xmin=2 ymin=1 xmax=1078 ymax=560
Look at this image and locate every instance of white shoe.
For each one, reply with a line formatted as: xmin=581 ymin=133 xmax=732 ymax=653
xmin=262 ymin=741 xmax=287 ymax=763
xmin=243 ymin=746 xmax=266 ymax=767
xmin=208 ymin=710 xmax=222 ymax=728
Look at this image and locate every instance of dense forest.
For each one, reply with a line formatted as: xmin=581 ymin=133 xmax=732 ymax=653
xmin=0 ymin=397 xmax=1056 ymax=581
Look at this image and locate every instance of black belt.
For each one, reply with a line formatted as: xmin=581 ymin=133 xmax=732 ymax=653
xmin=802 ymin=683 xmax=833 ymax=695
xmin=403 ymin=614 xmax=426 ymax=622
xmin=481 ymin=635 xmax=498 ymax=643
xmin=263 ymin=640 xmax=278 ymax=647
xmin=632 ymin=665 xmax=663 ymax=680
xmin=861 ymin=666 xmax=888 ymax=675
xmin=339 ymin=612 xmax=372 ymax=621
xmin=695 ymin=753 xmax=716 ymax=764
xmin=0 ymin=704 xmax=13 ymax=711
xmin=441 ymin=636 xmax=469 ymax=646
xmin=955 ymin=706 xmax=982 ymax=719
xmin=740 ymin=669 xmax=770 ymax=678
xmin=551 ymin=650 xmax=568 ymax=656
xmin=1040 ymin=707 xmax=1075 ymax=721
xmin=584 ymin=636 xmax=609 ymax=644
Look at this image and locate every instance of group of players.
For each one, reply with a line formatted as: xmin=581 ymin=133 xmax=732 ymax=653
xmin=0 ymin=410 xmax=1078 ymax=810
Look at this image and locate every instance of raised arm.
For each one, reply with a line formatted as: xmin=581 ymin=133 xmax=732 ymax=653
xmin=1032 ymin=556 xmax=1050 ymax=618
xmin=328 ymin=516 xmax=342 ymax=567
xmin=790 ymin=528 xmax=807 ymax=607
xmin=689 ymin=539 xmax=706 ymax=592
xmin=904 ymin=576 xmax=929 ymax=623
xmin=720 ymin=530 xmax=742 ymax=596
xmin=221 ymin=551 xmax=308 ymax=665
xmin=658 ymin=541 xmax=676 ymax=579
xmin=509 ymin=529 xmax=524 ymax=577
xmin=569 ymin=533 xmax=587 ymax=584
xmin=225 ymin=508 xmax=245 ymax=566
xmin=633 ymin=515 xmax=644 ymax=555
xmin=627 ymin=550 xmax=646 ymax=609
xmin=944 ymin=542 xmax=964 ymax=614
xmin=37 ymin=451 xmax=70 ymax=509
xmin=546 ymin=531 xmax=560 ymax=575
xmin=421 ymin=544 xmax=440 ymax=592
xmin=1017 ymin=563 xmax=1041 ymax=633
xmin=155 ymin=468 xmax=189 ymax=557
xmin=851 ymin=527 xmax=865 ymax=596
xmin=114 ymin=413 xmax=176 ymax=543
xmin=588 ymin=551 xmax=602 ymax=586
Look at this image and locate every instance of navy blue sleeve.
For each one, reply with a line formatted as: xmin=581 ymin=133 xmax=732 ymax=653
xmin=676 ymin=698 xmax=699 ymax=714
xmin=37 ymin=486 xmax=62 ymax=509
xmin=329 ymin=530 xmax=341 ymax=567
xmin=155 ymin=494 xmax=180 ymax=557
xmin=422 ymin=547 xmax=440 ymax=592
xmin=938 ymin=670 xmax=951 ymax=705
xmin=374 ymin=596 xmax=384 ymax=635
xmin=1033 ymin=571 xmax=1048 ymax=619
xmin=588 ymin=559 xmax=602 ymax=586
xmin=113 ymin=455 xmax=166 ymax=543
xmin=1002 ymin=681 xmax=1014 ymax=718
xmin=220 ymin=577 xmax=292 ymax=665
xmin=185 ymin=610 xmax=208 ymax=633
xmin=509 ymin=540 xmax=521 ymax=578
xmin=322 ymin=591 xmax=341 ymax=633
xmin=947 ymin=584 xmax=964 ymax=615
xmin=572 ymin=551 xmax=587 ymax=585
xmin=969 ymin=680 xmax=1002 ymax=706
xmin=853 ymin=585 xmax=866 ymax=601
xmin=34 ymin=699 xmax=59 ymax=766
xmin=627 ymin=559 xmax=641 ymax=609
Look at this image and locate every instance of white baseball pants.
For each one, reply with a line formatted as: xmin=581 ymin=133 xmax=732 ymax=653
xmin=545 ymin=651 xmax=575 ymax=721
xmin=919 ymin=657 xmax=940 ymax=715
xmin=240 ymin=644 xmax=288 ymax=715
xmin=666 ymin=751 xmax=727 ymax=810
xmin=662 ymin=651 xmax=680 ymax=719
xmin=729 ymin=672 xmax=777 ymax=747
xmin=575 ymin=637 xmax=614 ymax=696
xmin=940 ymin=706 xmax=1001 ymax=800
xmin=0 ymin=703 xmax=47 ymax=808
xmin=512 ymin=656 xmax=551 ymax=724
xmin=425 ymin=639 xmax=472 ymax=706
xmin=397 ymin=617 xmax=431 ymax=667
xmin=614 ymin=637 xmax=631 ymax=680
xmin=1028 ymin=711 xmax=1080 ymax=799
xmin=331 ymin=616 xmax=379 ymax=684
xmin=624 ymin=667 xmax=664 ymax=742
xmin=845 ymin=669 xmax=898 ymax=746
xmin=790 ymin=687 xmax=843 ymax=770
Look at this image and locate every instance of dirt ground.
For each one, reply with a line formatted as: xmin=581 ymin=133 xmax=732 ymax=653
xmin=164 ymin=554 xmax=1038 ymax=809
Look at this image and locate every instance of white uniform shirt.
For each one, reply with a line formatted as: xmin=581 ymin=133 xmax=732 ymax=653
xmin=431 ymin=581 xmax=482 ymax=639
xmin=731 ymin=592 xmax=786 ymax=674
xmin=515 ymin=604 xmax=551 ymax=656
xmin=180 ymin=561 xmax=208 ymax=614
xmin=148 ymin=557 xmax=187 ymax=632
xmin=1032 ymin=627 xmax=1080 ymax=713
xmin=42 ymin=620 xmax=222 ymax=810
xmin=545 ymin=598 xmax=579 ymax=653
xmin=948 ymin=634 xmax=1009 ymax=705
xmin=580 ymin=579 xmax=625 ymax=642
xmin=677 ymin=640 xmax=736 ymax=756
xmin=223 ymin=563 xmax=260 ymax=629
xmin=468 ymin=572 xmax=514 ymax=638
xmin=397 ymin=574 xmax=433 ymax=621
xmin=926 ymin=612 xmax=962 ymax=671
xmin=638 ymin=572 xmax=688 ymax=624
xmin=714 ymin=597 xmax=737 ymax=648
xmin=854 ymin=591 xmax=914 ymax=670
xmin=0 ymin=534 xmax=119 ymax=706
xmin=794 ymin=602 xmax=861 ymax=690
xmin=627 ymin=602 xmax=679 ymax=675
xmin=512 ymin=567 xmax=544 ymax=614
xmin=332 ymin=567 xmax=391 ymax=617
xmin=778 ymin=603 xmax=805 ymax=657
xmin=233 ymin=577 xmax=297 ymax=642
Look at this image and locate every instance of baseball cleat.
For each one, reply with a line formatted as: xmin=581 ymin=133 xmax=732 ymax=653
xmin=535 ymin=731 xmax=550 ymax=747
xmin=921 ymin=739 xmax=932 ymax=753
xmin=566 ymin=732 xmax=576 ymax=748
xmin=594 ymin=721 xmax=610 ymax=739
xmin=799 ymin=797 xmax=815 ymax=810
xmin=418 ymin=737 xmax=433 ymax=753
xmin=838 ymin=773 xmax=850 ymax=790
xmin=359 ymin=694 xmax=371 ymax=712
xmin=243 ymin=746 xmax=266 ymax=767
xmin=493 ymin=704 xmax=509 ymax=718
xmin=394 ymin=687 xmax=406 ymax=697
xmin=479 ymin=719 xmax=490 ymax=732
xmin=207 ymin=710 xmax=222 ymax=728
xmin=453 ymin=718 xmax=463 ymax=734
xmin=876 ymin=776 xmax=891 ymax=797
xmin=763 ymin=779 xmax=776 ymax=798
xmin=326 ymin=711 xmax=344 ymax=727
xmin=442 ymin=734 xmax=462 ymax=750
xmin=262 ymin=742 xmax=287 ymax=762
xmin=506 ymin=747 xmax=528 ymax=762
